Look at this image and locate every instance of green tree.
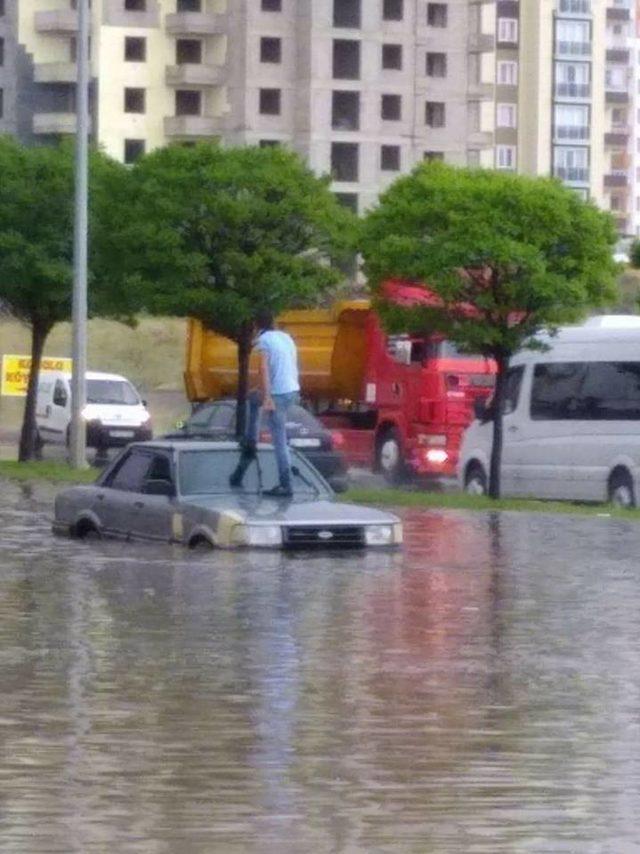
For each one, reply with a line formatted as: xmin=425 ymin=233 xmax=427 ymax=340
xmin=107 ymin=143 xmax=356 ymax=434
xmin=0 ymin=138 xmax=136 ymax=461
xmin=361 ymin=163 xmax=618 ymax=498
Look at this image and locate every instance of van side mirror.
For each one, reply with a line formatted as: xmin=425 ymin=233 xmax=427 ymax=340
xmin=145 ymin=478 xmax=175 ymax=497
xmin=474 ymin=398 xmax=489 ymax=421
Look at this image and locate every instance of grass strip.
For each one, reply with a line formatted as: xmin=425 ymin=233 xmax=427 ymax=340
xmin=0 ymin=461 xmax=97 ymax=484
xmin=344 ymin=487 xmax=640 ymax=521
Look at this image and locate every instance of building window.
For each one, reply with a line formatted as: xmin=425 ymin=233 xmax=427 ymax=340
xmin=334 ymin=192 xmax=358 ymax=212
xmin=381 ymin=94 xmax=401 ymax=120
xmin=124 ymin=88 xmax=145 ymax=113
xmin=497 ymin=18 xmax=518 ymax=43
xmin=176 ymin=39 xmax=202 ymax=64
xmin=425 ymin=101 xmax=445 ymax=127
xmin=124 ymin=36 xmax=146 ymax=62
xmin=0 ymin=37 xmax=4 ymax=67
xmin=331 ymin=142 xmax=359 ymax=182
xmin=556 ymin=61 xmax=590 ymax=98
xmin=0 ymin=89 xmax=3 ymax=119
xmin=383 ymin=0 xmax=403 ymax=21
xmin=497 ymin=103 xmax=517 ymax=128
xmin=124 ymin=139 xmax=146 ymax=164
xmin=381 ymin=145 xmax=401 ymax=171
xmin=334 ymin=0 xmax=361 ymax=28
xmin=124 ymin=0 xmax=146 ymax=11
xmin=424 ymin=151 xmax=444 ymax=161
xmin=0 ymin=1 xmax=4 ymax=17
xmin=261 ymin=0 xmax=281 ymax=9
xmin=426 ymin=52 xmax=447 ymax=77
xmin=427 ymin=3 xmax=447 ymax=27
xmin=554 ymin=104 xmax=589 ymax=140
xmin=177 ymin=0 xmax=201 ymax=9
xmin=497 ymin=60 xmax=518 ymax=86
xmin=553 ymin=146 xmax=588 ymax=182
xmin=496 ymin=145 xmax=516 ymax=169
xmin=260 ymin=36 xmax=282 ymax=63
xmin=176 ymin=90 xmax=201 ymax=115
xmin=259 ymin=88 xmax=281 ymax=115
xmin=382 ymin=44 xmax=402 ymax=70
xmin=333 ymin=40 xmax=360 ymax=79
xmin=332 ymin=91 xmax=360 ymax=131
xmin=259 ymin=139 xmax=281 ymax=147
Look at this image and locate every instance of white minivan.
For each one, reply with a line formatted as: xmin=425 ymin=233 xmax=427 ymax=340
xmin=36 ymin=370 xmax=152 ymax=449
xmin=459 ymin=316 xmax=640 ymax=507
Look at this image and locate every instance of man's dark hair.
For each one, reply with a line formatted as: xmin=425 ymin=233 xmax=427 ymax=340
xmin=255 ymin=309 xmax=275 ymax=331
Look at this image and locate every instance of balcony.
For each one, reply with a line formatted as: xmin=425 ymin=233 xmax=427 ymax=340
xmin=554 ymin=167 xmax=590 ymax=184
xmin=468 ymin=33 xmax=494 ymax=53
xmin=554 ymin=82 xmax=591 ymax=99
xmin=34 ymin=9 xmax=77 ymax=33
xmin=604 ymin=130 xmax=629 ymax=147
xmin=604 ymin=172 xmax=629 ymax=188
xmin=605 ymin=89 xmax=629 ymax=104
xmin=558 ymin=0 xmax=591 ymax=13
xmin=606 ymin=48 xmax=630 ymax=63
xmin=165 ymin=64 xmax=224 ymax=86
xmin=606 ymin=6 xmax=630 ymax=22
xmin=468 ymin=81 xmax=494 ymax=99
xmin=34 ymin=63 xmax=76 ymax=84
xmin=554 ymin=125 xmax=589 ymax=142
xmin=555 ymin=40 xmax=591 ymax=58
xmin=164 ymin=115 xmax=221 ymax=137
xmin=33 ymin=113 xmax=87 ymax=135
xmin=165 ymin=12 xmax=226 ymax=36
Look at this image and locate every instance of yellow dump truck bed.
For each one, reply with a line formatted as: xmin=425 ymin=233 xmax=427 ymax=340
xmin=185 ymin=300 xmax=371 ymax=403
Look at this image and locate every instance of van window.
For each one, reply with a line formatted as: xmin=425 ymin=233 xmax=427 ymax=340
xmin=503 ymin=365 xmax=524 ymax=414
xmin=531 ymin=361 xmax=640 ymax=420
xmin=87 ymin=379 xmax=139 ymax=405
xmin=53 ymin=380 xmax=68 ymax=408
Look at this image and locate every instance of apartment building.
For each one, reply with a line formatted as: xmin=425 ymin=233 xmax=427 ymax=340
xmin=0 ymin=0 xmax=638 ymax=231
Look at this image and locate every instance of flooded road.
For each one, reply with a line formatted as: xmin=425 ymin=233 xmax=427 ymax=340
xmin=1 ymin=482 xmax=640 ymax=853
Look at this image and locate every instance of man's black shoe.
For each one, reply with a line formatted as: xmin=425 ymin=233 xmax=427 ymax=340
xmin=263 ymin=484 xmax=293 ymax=498
xmin=229 ymin=471 xmax=243 ymax=488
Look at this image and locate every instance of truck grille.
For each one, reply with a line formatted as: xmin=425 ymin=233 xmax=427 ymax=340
xmin=283 ymin=525 xmax=365 ymax=549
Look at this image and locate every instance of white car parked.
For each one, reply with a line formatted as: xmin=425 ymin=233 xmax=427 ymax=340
xmin=36 ymin=370 xmax=152 ymax=450
xmin=459 ymin=316 xmax=640 ymax=508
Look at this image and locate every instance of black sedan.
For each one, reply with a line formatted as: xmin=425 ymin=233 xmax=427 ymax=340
xmin=164 ymin=399 xmax=349 ymax=492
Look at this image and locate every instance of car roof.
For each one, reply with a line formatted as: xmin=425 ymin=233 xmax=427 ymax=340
xmin=40 ymin=370 xmax=132 ymax=382
xmin=129 ymin=440 xmax=272 ymax=452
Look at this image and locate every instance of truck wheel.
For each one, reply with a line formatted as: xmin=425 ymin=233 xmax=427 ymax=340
xmin=465 ymin=463 xmax=487 ymax=496
xmin=376 ymin=428 xmax=406 ymax=485
xmin=609 ymin=469 xmax=635 ymax=509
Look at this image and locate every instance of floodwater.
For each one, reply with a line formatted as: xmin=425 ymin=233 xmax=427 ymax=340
xmin=1 ymin=483 xmax=640 ymax=853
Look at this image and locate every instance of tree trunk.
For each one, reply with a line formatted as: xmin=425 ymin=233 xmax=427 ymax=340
xmin=19 ymin=322 xmax=50 ymax=463
xmin=235 ymin=330 xmax=252 ymax=439
xmin=488 ymin=354 xmax=508 ymax=500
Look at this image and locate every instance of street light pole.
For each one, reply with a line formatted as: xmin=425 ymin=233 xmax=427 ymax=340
xmin=70 ymin=0 xmax=89 ymax=468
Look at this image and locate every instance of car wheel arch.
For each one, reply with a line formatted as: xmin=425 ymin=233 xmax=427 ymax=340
xmin=73 ymin=513 xmax=102 ymax=539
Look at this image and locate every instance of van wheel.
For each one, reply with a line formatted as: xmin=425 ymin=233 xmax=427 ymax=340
xmin=465 ymin=463 xmax=487 ymax=496
xmin=609 ymin=469 xmax=635 ymax=509
xmin=376 ymin=427 xmax=406 ymax=485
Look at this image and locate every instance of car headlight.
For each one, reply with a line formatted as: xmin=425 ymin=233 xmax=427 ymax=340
xmin=231 ymin=524 xmax=283 ymax=548
xmin=365 ymin=524 xmax=401 ymax=547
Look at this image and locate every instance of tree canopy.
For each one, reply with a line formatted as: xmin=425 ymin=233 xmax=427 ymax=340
xmin=105 ymin=143 xmax=357 ymax=431
xmin=361 ymin=162 xmax=619 ymax=496
xmin=0 ymin=137 xmax=135 ymax=460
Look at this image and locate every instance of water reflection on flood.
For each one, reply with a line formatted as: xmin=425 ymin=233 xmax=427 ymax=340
xmin=1 ymin=482 xmax=640 ymax=852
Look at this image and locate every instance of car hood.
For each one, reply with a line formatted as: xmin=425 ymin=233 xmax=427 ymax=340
xmin=183 ymin=495 xmax=399 ymax=525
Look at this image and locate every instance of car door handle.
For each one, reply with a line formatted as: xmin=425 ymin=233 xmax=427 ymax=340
xmin=134 ymin=501 xmax=144 ymax=509
xmin=508 ymin=426 xmax=519 ymax=433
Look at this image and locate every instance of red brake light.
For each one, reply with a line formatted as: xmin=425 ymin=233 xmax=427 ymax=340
xmin=330 ymin=430 xmax=345 ymax=449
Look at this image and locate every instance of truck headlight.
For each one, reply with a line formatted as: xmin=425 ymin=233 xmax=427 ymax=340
xmin=365 ymin=524 xmax=396 ymax=546
xmin=231 ymin=524 xmax=283 ymax=548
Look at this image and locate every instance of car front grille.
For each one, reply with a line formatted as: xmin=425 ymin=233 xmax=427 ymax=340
xmin=283 ymin=525 xmax=365 ymax=549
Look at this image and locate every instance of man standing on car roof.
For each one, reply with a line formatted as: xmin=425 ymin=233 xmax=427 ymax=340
xmin=230 ymin=310 xmax=300 ymax=497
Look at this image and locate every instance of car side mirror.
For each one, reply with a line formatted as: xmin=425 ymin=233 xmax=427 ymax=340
xmin=328 ymin=475 xmax=349 ymax=494
xmin=145 ymin=478 xmax=175 ymax=497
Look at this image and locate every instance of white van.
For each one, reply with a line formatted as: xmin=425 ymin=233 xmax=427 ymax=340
xmin=36 ymin=370 xmax=152 ymax=449
xmin=459 ymin=316 xmax=640 ymax=507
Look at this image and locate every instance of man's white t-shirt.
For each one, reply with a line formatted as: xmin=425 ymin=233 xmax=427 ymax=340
xmin=255 ymin=330 xmax=300 ymax=396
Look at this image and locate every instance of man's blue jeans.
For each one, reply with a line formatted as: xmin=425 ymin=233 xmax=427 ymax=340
xmin=246 ymin=390 xmax=299 ymax=490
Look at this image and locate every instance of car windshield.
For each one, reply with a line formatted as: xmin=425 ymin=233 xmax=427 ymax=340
xmin=87 ymin=379 xmax=140 ymax=405
xmin=177 ymin=448 xmax=330 ymax=497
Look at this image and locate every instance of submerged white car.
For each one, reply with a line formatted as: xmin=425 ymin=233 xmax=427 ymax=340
xmin=53 ymin=440 xmax=403 ymax=550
